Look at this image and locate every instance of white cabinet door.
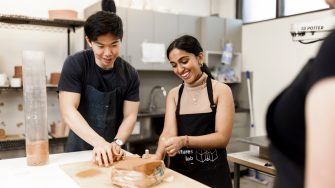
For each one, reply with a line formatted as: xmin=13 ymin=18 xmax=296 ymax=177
xmin=117 ymin=7 xmax=128 ymax=61
xmin=200 ymin=16 xmax=225 ymax=51
xmin=224 ymin=18 xmax=242 ymax=52
xmin=200 ymin=17 xmax=242 ymax=52
xmin=127 ymin=9 xmax=154 ymax=70
xmin=178 ymin=15 xmax=201 ymax=40
xmin=152 ymin=12 xmax=178 ymax=71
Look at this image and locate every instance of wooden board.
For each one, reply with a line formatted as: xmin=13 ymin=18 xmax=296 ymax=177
xmin=60 ymin=161 xmax=209 ymax=188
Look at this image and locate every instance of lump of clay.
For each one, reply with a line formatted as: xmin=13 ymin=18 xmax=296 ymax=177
xmin=111 ymin=156 xmax=165 ymax=187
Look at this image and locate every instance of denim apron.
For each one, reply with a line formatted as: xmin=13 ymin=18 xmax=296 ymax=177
xmin=65 ymin=85 xmax=123 ymax=152
xmin=169 ymin=77 xmax=232 ymax=188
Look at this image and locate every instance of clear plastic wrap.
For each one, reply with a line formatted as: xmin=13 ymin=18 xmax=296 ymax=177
xmin=111 ymin=157 xmax=165 ymax=187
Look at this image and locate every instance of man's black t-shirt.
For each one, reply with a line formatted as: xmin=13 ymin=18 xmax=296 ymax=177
xmin=57 ymin=49 xmax=139 ymax=102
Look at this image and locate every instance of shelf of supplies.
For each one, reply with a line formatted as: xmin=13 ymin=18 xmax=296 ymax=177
xmin=0 ymin=14 xmax=84 ymax=55
xmin=205 ymin=51 xmax=242 ymax=84
xmin=0 ymin=14 xmax=84 ymax=29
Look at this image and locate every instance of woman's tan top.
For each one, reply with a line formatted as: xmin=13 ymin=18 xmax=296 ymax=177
xmin=177 ymin=73 xmax=218 ymax=115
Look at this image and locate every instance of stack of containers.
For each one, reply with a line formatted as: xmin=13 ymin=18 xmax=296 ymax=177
xmin=22 ymin=51 xmax=49 ymax=166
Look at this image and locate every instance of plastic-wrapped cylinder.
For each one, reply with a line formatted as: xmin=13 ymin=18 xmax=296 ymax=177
xmin=22 ymin=51 xmax=49 ymax=166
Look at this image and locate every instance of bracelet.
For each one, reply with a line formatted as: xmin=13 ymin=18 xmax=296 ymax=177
xmin=185 ymin=135 xmax=189 ymax=148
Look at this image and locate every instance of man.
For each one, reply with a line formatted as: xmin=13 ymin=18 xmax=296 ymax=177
xmin=58 ymin=11 xmax=140 ymax=167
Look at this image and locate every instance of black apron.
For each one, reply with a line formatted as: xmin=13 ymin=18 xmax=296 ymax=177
xmin=169 ymin=77 xmax=232 ymax=188
xmin=65 ymin=85 xmax=123 ymax=152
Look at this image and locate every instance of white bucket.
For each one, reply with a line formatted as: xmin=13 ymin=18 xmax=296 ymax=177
xmin=0 ymin=73 xmax=8 ymax=86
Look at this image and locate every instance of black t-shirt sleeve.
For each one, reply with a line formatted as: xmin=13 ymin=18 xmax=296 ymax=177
xmin=57 ymin=56 xmax=83 ymax=93
xmin=124 ymin=68 xmax=140 ymax=101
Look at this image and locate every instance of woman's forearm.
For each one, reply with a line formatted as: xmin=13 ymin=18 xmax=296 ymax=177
xmin=187 ymin=132 xmax=230 ymax=149
xmin=155 ymin=136 xmax=168 ymax=159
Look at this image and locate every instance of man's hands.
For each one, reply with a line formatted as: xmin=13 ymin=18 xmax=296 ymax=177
xmin=111 ymin=141 xmax=124 ymax=161
xmin=91 ymin=136 xmax=187 ymax=167
xmin=92 ymin=140 xmax=124 ymax=167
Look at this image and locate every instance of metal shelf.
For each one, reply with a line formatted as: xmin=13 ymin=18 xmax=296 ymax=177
xmin=0 ymin=85 xmax=57 ymax=93
xmin=0 ymin=14 xmax=85 ymax=55
xmin=0 ymin=15 xmax=84 ymax=28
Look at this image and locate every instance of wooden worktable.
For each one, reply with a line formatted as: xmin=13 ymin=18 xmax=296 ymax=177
xmin=0 ymin=150 xmax=208 ymax=188
xmin=227 ymin=151 xmax=276 ymax=188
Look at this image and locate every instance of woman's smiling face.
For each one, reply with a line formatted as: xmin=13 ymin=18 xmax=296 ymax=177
xmin=168 ymin=48 xmax=204 ymax=84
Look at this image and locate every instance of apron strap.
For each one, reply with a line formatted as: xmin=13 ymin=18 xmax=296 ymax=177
xmin=176 ymin=84 xmax=184 ymax=115
xmin=206 ymin=77 xmax=217 ymax=112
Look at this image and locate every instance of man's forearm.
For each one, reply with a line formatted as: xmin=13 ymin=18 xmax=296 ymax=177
xmin=62 ymin=107 xmax=105 ymax=147
xmin=114 ymin=114 xmax=137 ymax=143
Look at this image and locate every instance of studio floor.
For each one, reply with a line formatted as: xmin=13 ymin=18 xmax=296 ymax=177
xmin=237 ymin=175 xmax=274 ymax=188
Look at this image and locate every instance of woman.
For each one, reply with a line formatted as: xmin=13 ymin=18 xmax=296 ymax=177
xmin=266 ymin=0 xmax=335 ymax=187
xmin=153 ymin=35 xmax=234 ymax=187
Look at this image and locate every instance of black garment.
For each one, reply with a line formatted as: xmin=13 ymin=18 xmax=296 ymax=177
xmin=65 ymin=85 xmax=123 ymax=151
xmin=58 ymin=49 xmax=139 ymax=151
xmin=266 ymin=31 xmax=335 ymax=188
xmin=58 ymin=49 xmax=139 ymax=101
xmin=169 ymin=77 xmax=232 ymax=188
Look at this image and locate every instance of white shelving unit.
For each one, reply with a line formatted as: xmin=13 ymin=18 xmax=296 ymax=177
xmin=205 ymin=50 xmax=242 ymax=83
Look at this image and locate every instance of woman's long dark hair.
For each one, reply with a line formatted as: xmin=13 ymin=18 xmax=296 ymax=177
xmin=166 ymin=35 xmax=214 ymax=79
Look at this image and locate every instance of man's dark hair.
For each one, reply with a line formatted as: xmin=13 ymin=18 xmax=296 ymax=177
xmin=84 ymin=11 xmax=123 ymax=42
xmin=102 ymin=0 xmax=116 ymax=13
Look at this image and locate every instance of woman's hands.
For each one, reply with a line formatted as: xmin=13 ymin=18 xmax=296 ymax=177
xmin=92 ymin=140 xmax=124 ymax=167
xmin=163 ymin=136 xmax=186 ymax=157
xmin=142 ymin=136 xmax=186 ymax=159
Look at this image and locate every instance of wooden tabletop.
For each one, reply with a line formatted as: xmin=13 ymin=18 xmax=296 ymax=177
xmin=0 ymin=151 xmax=209 ymax=188
xmin=227 ymin=151 xmax=276 ymax=176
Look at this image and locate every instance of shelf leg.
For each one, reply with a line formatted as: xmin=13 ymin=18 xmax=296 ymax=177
xmin=67 ymin=28 xmax=70 ymax=56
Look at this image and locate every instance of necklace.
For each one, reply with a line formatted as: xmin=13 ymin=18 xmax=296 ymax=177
xmin=190 ymin=90 xmax=202 ymax=105
xmin=185 ymin=79 xmax=206 ymax=105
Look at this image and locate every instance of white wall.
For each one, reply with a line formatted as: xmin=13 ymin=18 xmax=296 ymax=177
xmin=115 ymin=0 xmax=210 ymax=16
xmin=242 ymin=9 xmax=334 ymax=136
xmin=217 ymin=0 xmax=236 ymax=18
xmin=0 ymin=0 xmax=100 ymax=19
